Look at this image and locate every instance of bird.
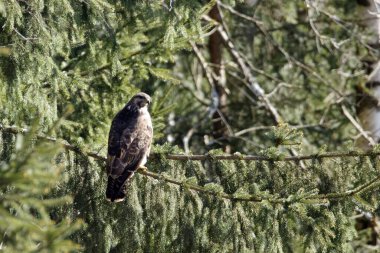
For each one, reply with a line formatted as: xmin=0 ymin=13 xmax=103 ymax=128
xmin=356 ymin=81 xmax=380 ymax=150
xmin=105 ymin=92 xmax=153 ymax=202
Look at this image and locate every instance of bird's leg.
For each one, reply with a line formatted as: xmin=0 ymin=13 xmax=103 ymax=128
xmin=138 ymin=165 xmax=148 ymax=172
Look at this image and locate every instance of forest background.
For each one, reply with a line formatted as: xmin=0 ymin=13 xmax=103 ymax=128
xmin=1 ymin=0 xmax=380 ymax=252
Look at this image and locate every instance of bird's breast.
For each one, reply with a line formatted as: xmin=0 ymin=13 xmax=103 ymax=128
xmin=137 ymin=111 xmax=153 ymax=132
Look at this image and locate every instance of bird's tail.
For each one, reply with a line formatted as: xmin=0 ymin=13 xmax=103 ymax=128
xmin=106 ymin=171 xmax=135 ymax=202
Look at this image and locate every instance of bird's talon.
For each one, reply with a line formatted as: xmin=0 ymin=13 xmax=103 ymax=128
xmin=138 ymin=165 xmax=148 ymax=172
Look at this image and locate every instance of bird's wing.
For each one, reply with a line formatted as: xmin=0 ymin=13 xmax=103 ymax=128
xmin=120 ymin=121 xmax=153 ymax=165
xmin=107 ymin=117 xmax=152 ymax=176
xmin=106 ymin=117 xmax=125 ymax=175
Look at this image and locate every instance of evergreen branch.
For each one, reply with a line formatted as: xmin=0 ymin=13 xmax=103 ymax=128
xmin=74 ymin=49 xmax=143 ymax=77
xmin=2 ymin=124 xmax=380 ymax=162
xmin=2 ymin=123 xmax=380 ymax=204
xmin=0 ymin=124 xmax=105 ymax=161
xmin=137 ymin=169 xmax=266 ymax=203
xmin=66 ymin=40 xmax=157 ymax=77
xmin=161 ymin=152 xmax=379 ymax=161
xmin=307 ymin=175 xmax=380 ymax=200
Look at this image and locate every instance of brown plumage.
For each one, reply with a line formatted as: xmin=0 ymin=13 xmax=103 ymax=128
xmin=106 ymin=92 xmax=153 ymax=202
xmin=356 ymin=82 xmax=380 ymax=150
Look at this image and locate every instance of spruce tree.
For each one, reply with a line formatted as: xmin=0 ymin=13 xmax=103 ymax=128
xmin=0 ymin=123 xmax=82 ymax=252
xmin=2 ymin=0 xmax=380 ymax=252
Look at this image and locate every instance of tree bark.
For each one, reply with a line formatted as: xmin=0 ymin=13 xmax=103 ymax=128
xmin=209 ymin=5 xmax=230 ymax=153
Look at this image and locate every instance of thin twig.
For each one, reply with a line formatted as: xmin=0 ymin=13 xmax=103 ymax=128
xmin=266 ymin=83 xmax=294 ymax=98
xmin=13 ymin=28 xmax=38 ymax=41
xmin=67 ymin=40 xmax=158 ymax=77
xmin=190 ymin=42 xmax=216 ymax=90
xmin=204 ymin=15 xmax=282 ymax=123
xmin=205 ymin=10 xmax=308 ymax=168
xmin=217 ymin=1 xmax=342 ymax=95
xmin=342 ymin=105 xmax=376 ymax=147
xmin=234 ymin=124 xmax=322 ymax=137
xmin=190 ymin=41 xmax=233 ymax=137
xmin=161 ymin=151 xmax=380 ymax=161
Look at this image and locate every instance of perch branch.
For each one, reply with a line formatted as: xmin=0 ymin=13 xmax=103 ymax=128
xmin=2 ymin=124 xmax=380 ymax=204
xmin=2 ymin=124 xmax=380 ymax=162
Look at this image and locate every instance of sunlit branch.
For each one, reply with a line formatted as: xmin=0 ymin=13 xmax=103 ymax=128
xmin=2 ymin=124 xmax=380 ymax=204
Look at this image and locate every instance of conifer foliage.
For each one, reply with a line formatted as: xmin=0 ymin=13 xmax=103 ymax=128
xmin=0 ymin=125 xmax=82 ymax=252
xmin=2 ymin=0 xmax=380 ymax=252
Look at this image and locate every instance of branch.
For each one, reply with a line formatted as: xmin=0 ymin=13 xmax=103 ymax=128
xmin=190 ymin=42 xmax=216 ymax=91
xmin=342 ymin=105 xmax=376 ymax=147
xmin=162 ymin=151 xmax=380 ymax=161
xmin=2 ymin=124 xmax=380 ymax=162
xmin=0 ymin=124 xmax=105 ymax=161
xmin=190 ymin=41 xmax=234 ymax=142
xmin=217 ymin=1 xmax=342 ymax=95
xmin=13 ymin=28 xmax=38 ymax=41
xmin=234 ymin=124 xmax=323 ymax=137
xmin=307 ymin=175 xmax=380 ymax=200
xmin=203 ymin=15 xmax=282 ymax=124
xmin=65 ymin=39 xmax=158 ymax=77
xmin=74 ymin=49 xmax=143 ymax=77
xmin=2 ymin=124 xmax=380 ymax=204
xmin=204 ymin=10 xmax=308 ymax=168
xmin=138 ymin=169 xmax=264 ymax=203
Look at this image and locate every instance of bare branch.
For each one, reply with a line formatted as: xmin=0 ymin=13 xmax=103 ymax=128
xmin=217 ymin=1 xmax=342 ymax=95
xmin=342 ymin=105 xmax=376 ymax=147
xmin=234 ymin=124 xmax=322 ymax=137
xmin=13 ymin=28 xmax=38 ymax=41
xmin=203 ymin=15 xmax=282 ymax=124
xmin=204 ymin=9 xmax=308 ymax=167
xmin=191 ymin=41 xmax=233 ymax=151
xmin=190 ymin=42 xmax=216 ymax=91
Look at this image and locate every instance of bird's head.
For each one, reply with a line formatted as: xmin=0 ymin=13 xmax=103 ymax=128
xmin=130 ymin=92 xmax=151 ymax=109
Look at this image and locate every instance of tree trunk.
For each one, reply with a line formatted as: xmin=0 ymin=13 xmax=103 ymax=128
xmin=209 ymin=4 xmax=231 ymax=153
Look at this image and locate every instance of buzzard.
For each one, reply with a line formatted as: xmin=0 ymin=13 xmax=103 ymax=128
xmin=106 ymin=92 xmax=153 ymax=202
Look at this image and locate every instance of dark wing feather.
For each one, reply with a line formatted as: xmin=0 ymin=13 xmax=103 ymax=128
xmin=106 ymin=109 xmax=138 ymax=175
xmin=106 ymin=117 xmax=124 ymax=174
xmin=106 ymin=108 xmax=152 ymax=202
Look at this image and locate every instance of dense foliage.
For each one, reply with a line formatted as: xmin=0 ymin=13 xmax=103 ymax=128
xmin=0 ymin=125 xmax=82 ymax=252
xmin=1 ymin=0 xmax=380 ymax=252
